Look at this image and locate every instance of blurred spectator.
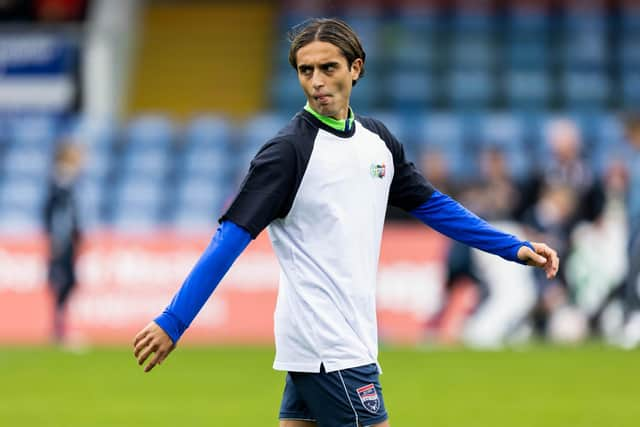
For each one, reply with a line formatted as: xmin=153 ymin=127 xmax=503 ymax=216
xmin=616 ymin=113 xmax=640 ymax=347
xmin=542 ymin=118 xmax=604 ymax=224
xmin=418 ymin=149 xmax=457 ymax=197
xmin=43 ymin=141 xmax=84 ymax=345
xmin=430 ymin=147 xmax=537 ymax=347
xmin=522 ymin=184 xmax=577 ymax=336
xmin=564 ymin=162 xmax=628 ymax=338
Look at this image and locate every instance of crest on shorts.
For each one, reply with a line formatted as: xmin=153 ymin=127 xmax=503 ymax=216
xmin=356 ymin=383 xmax=380 ymax=413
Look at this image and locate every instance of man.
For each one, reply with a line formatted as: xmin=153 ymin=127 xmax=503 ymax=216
xmin=617 ymin=113 xmax=640 ymax=348
xmin=44 ymin=141 xmax=83 ymax=344
xmin=133 ymin=18 xmax=559 ymax=427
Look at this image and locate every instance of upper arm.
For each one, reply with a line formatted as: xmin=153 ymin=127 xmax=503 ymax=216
xmin=219 ymin=139 xmax=300 ymax=238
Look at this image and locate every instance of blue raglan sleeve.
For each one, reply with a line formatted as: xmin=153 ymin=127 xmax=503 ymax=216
xmin=154 ymin=220 xmax=252 ymax=344
xmin=410 ymin=190 xmax=533 ymax=263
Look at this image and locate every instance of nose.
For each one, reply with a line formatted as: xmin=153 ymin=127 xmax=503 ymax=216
xmin=311 ymin=70 xmax=325 ymax=90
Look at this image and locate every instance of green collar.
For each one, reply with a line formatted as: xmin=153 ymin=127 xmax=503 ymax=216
xmin=304 ymin=103 xmax=354 ymax=132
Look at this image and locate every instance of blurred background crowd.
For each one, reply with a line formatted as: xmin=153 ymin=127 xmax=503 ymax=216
xmin=0 ymin=0 xmax=639 ymax=349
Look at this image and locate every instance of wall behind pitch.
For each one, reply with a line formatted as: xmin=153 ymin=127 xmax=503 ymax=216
xmin=0 ymin=224 xmax=447 ymax=345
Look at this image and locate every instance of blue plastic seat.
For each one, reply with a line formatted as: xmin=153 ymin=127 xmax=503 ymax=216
xmin=385 ymin=70 xmax=434 ymax=111
xmin=450 ymin=35 xmax=494 ymax=69
xmin=505 ymin=35 xmax=550 ymax=69
xmin=270 ymin=73 xmax=306 ymax=113
xmin=622 ymin=72 xmax=640 ymax=109
xmin=184 ymin=116 xmax=232 ymax=147
xmin=478 ymin=113 xmax=530 ymax=178
xmin=564 ymin=71 xmax=611 ymax=110
xmin=0 ymin=176 xmax=46 ymax=211
xmin=504 ymin=69 xmax=551 ymax=109
xmin=125 ymin=115 xmax=174 ymax=151
xmin=416 ymin=113 xmax=468 ymax=178
xmin=2 ymin=145 xmax=51 ymax=180
xmin=620 ymin=34 xmax=640 ymax=69
xmin=448 ymin=69 xmax=494 ymax=109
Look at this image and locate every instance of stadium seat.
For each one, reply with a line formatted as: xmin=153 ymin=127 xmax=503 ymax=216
xmin=450 ymin=35 xmax=494 ymax=69
xmin=125 ymin=115 xmax=174 ymax=151
xmin=174 ymin=176 xmax=224 ymax=213
xmin=591 ymin=113 xmax=627 ymax=175
xmin=477 ymin=113 xmax=531 ymax=178
xmin=110 ymin=206 xmax=162 ymax=232
xmin=622 ymin=72 xmax=640 ymax=108
xmin=114 ymin=176 xmax=164 ymax=207
xmin=385 ymin=70 xmax=434 ymax=111
xmin=184 ymin=116 xmax=233 ymax=147
xmin=416 ymin=113 xmax=468 ymax=178
xmin=1 ymin=146 xmax=51 ymax=179
xmin=620 ymin=35 xmax=640 ymax=69
xmin=0 ymin=205 xmax=42 ymax=234
xmin=0 ymin=175 xmax=47 ymax=210
xmin=563 ymin=71 xmax=611 ymax=110
xmin=621 ymin=3 xmax=640 ymax=34
xmin=270 ymin=73 xmax=306 ymax=114
xmin=119 ymin=116 xmax=174 ymax=180
xmin=448 ymin=69 xmax=494 ymax=109
xmin=452 ymin=5 xmax=493 ymax=33
xmin=563 ymin=31 xmax=607 ymax=69
xmin=5 ymin=115 xmax=58 ymax=152
xmin=76 ymin=176 xmax=105 ymax=229
xmin=392 ymin=4 xmax=441 ymax=35
xmin=386 ymin=30 xmax=435 ymax=70
xmin=172 ymin=204 xmax=218 ymax=231
xmin=505 ymin=35 xmax=550 ymax=69
xmin=504 ymin=69 xmax=551 ymax=110
xmin=350 ymin=72 xmax=379 ymax=113
xmin=507 ymin=1 xmax=549 ymax=34
xmin=240 ymin=113 xmax=290 ymax=163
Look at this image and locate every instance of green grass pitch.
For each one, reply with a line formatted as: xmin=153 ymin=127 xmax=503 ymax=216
xmin=0 ymin=344 xmax=638 ymax=426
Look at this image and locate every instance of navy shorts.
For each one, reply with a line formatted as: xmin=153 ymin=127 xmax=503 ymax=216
xmin=279 ymin=363 xmax=388 ymax=427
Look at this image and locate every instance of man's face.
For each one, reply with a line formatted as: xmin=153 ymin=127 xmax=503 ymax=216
xmin=295 ymin=41 xmax=362 ymax=120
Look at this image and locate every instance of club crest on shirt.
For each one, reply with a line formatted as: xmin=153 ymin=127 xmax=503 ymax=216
xmin=369 ymin=163 xmax=386 ymax=179
xmin=356 ymin=383 xmax=380 ymax=413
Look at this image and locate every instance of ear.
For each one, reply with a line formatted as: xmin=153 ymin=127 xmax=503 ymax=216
xmin=350 ymin=58 xmax=363 ymax=82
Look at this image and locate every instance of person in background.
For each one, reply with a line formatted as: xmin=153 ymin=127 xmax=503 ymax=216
xmin=617 ymin=114 xmax=640 ymax=348
xmin=542 ymin=118 xmax=604 ymax=225
xmin=43 ymin=141 xmax=84 ymax=345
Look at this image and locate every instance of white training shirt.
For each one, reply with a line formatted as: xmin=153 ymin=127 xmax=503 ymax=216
xmin=221 ymin=109 xmax=433 ymax=373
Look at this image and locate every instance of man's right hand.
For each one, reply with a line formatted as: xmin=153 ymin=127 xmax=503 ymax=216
xmin=133 ymin=321 xmax=175 ymax=373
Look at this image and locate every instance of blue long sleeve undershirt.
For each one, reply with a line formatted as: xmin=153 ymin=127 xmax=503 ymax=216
xmin=410 ymin=190 xmax=533 ymax=263
xmin=156 ymin=192 xmax=531 ymax=344
xmin=154 ymin=221 xmax=251 ymax=344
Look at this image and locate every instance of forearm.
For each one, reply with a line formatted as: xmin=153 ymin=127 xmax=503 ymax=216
xmin=410 ymin=190 xmax=532 ymax=263
xmin=154 ymin=221 xmax=251 ymax=343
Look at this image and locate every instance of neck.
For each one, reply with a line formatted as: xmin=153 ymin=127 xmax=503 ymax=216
xmin=304 ymin=103 xmax=354 ymax=132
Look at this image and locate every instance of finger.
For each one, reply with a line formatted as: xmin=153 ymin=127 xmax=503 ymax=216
xmin=133 ymin=328 xmax=149 ymax=347
xmin=549 ymin=253 xmax=560 ymax=278
xmin=530 ymin=253 xmax=548 ymax=266
xmin=144 ymin=350 xmax=164 ymax=373
xmin=156 ymin=345 xmax=174 ymax=366
xmin=137 ymin=342 xmax=157 ymax=367
xmin=134 ymin=335 xmax=153 ymax=358
xmin=525 ymin=248 xmax=547 ymax=266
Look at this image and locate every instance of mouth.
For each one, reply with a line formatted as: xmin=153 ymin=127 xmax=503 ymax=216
xmin=314 ymin=94 xmax=331 ymax=104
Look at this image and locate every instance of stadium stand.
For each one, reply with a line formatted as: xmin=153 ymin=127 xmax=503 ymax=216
xmin=0 ymin=0 xmax=635 ymax=234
